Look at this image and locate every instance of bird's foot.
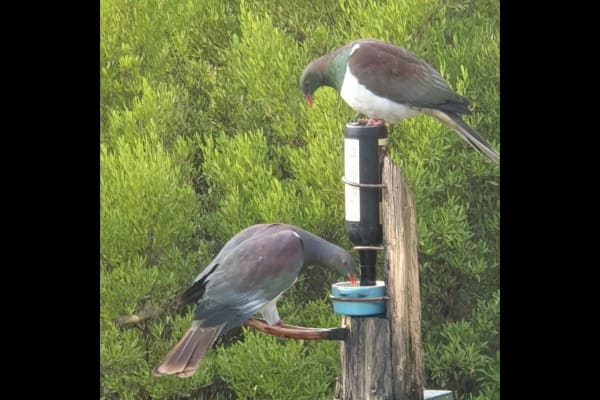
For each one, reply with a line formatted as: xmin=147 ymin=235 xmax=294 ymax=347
xmin=274 ymin=320 xmax=284 ymax=326
xmin=357 ymin=118 xmax=385 ymax=126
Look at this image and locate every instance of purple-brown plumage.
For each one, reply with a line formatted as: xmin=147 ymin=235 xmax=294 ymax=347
xmin=153 ymin=223 xmax=355 ymax=378
xmin=345 ymin=39 xmax=471 ymax=114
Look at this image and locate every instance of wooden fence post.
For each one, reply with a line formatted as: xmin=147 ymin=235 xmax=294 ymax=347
xmin=339 ymin=155 xmax=424 ymax=400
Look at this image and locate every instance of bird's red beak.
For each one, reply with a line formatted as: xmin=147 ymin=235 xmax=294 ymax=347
xmin=349 ymin=273 xmax=357 ymax=286
xmin=305 ymin=94 xmax=313 ymax=108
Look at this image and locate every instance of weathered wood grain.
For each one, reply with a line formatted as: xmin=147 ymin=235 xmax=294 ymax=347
xmin=382 ymin=156 xmax=424 ymax=400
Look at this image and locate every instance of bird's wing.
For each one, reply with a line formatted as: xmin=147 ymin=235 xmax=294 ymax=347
xmin=192 ymin=230 xmax=304 ymax=328
xmin=180 ymin=223 xmax=282 ymax=305
xmin=349 ymin=39 xmax=471 ymax=114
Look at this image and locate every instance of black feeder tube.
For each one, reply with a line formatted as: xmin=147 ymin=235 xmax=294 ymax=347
xmin=359 ymin=250 xmax=377 ymax=286
xmin=343 ymin=123 xmax=387 ymax=286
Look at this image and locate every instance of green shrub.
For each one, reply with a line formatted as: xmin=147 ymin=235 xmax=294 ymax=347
xmin=100 ymin=0 xmax=239 ymax=142
xmin=100 ymin=131 xmax=197 ymax=268
xmin=425 ymin=292 xmax=500 ymax=399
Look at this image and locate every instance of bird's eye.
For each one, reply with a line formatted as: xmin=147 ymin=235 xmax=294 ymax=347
xmin=342 ymin=259 xmax=348 ymax=266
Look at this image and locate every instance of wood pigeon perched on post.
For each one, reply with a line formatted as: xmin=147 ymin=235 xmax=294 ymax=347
xmin=300 ymin=38 xmax=500 ymax=164
xmin=153 ymin=223 xmax=356 ymax=378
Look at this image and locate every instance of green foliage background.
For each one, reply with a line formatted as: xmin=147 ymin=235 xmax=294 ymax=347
xmin=100 ymin=0 xmax=499 ymax=399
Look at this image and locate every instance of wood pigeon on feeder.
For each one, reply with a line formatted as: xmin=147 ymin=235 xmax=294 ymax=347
xmin=153 ymin=223 xmax=356 ymax=378
xmin=300 ymin=38 xmax=500 ymax=164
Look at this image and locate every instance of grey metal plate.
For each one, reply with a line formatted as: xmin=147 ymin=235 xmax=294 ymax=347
xmin=424 ymin=389 xmax=454 ymax=399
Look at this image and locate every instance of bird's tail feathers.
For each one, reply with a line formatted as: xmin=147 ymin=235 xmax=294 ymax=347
xmin=153 ymin=323 xmax=225 ymax=378
xmin=425 ymin=110 xmax=500 ymax=164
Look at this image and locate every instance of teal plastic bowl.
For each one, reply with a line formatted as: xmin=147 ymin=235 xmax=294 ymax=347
xmin=331 ymin=280 xmax=386 ymax=316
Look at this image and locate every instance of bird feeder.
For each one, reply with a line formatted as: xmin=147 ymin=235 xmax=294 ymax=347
xmin=331 ymin=280 xmax=386 ymax=316
xmin=330 ymin=122 xmax=388 ymax=316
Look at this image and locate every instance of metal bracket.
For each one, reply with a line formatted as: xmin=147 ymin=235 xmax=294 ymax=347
xmin=352 ymin=245 xmax=384 ymax=251
xmin=329 ymin=295 xmax=389 ymax=303
xmin=341 ymin=176 xmax=386 ymax=189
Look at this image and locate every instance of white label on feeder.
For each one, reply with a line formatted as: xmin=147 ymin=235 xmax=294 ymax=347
xmin=344 ymin=138 xmax=360 ymax=222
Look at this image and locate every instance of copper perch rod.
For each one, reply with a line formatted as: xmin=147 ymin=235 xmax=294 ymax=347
xmin=243 ymin=317 xmax=348 ymax=341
